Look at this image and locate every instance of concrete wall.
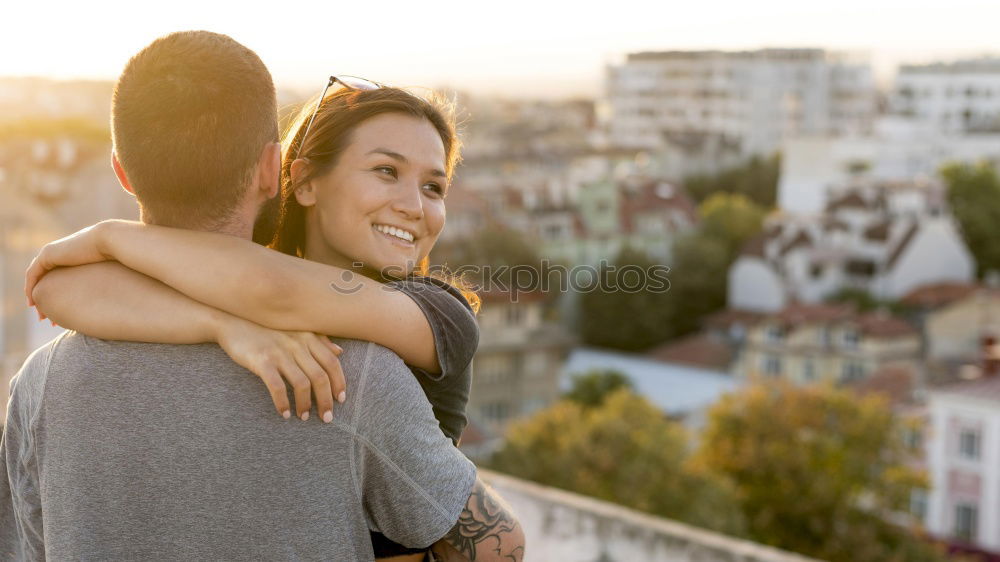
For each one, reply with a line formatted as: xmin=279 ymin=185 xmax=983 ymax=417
xmin=481 ymin=469 xmax=818 ymax=562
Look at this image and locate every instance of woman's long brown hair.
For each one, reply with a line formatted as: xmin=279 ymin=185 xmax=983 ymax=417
xmin=266 ymin=86 xmax=480 ymax=313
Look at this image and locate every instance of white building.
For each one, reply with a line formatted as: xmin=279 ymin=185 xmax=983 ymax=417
xmin=606 ymin=49 xmax=875 ymax=160
xmin=778 ymin=118 xmax=1000 ymax=214
xmin=925 ymin=371 xmax=1000 ymax=550
xmin=892 ymin=58 xmax=1000 ymax=135
xmin=729 ymin=180 xmax=975 ymax=313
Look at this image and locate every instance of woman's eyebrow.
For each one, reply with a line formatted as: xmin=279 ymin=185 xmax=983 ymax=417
xmin=366 ymin=148 xmax=446 ymax=177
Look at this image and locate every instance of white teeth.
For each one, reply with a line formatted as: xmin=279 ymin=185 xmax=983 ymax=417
xmin=374 ymin=224 xmax=414 ymax=242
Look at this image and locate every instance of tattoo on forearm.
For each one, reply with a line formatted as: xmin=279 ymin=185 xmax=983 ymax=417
xmin=442 ymin=481 xmax=524 ymax=561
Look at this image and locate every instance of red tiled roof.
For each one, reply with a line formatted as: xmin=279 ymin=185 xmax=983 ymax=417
xmin=774 ymin=303 xmax=856 ymax=326
xmin=826 ymin=191 xmax=868 ymax=212
xmin=853 ymin=311 xmax=918 ymax=338
xmin=933 ymin=374 xmax=1000 ymax=404
xmin=899 ymin=282 xmax=980 ymax=309
xmin=849 ymin=364 xmax=916 ymax=405
xmin=619 ymin=180 xmax=699 ymax=235
xmin=645 ymin=332 xmax=734 ymax=371
xmin=703 ymin=308 xmax=767 ymax=330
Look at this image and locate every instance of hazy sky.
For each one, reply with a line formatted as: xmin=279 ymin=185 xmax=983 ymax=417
xmin=3 ymin=0 xmax=999 ymax=98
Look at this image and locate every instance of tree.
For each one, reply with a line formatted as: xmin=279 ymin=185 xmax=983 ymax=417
xmin=664 ymin=233 xmax=730 ymax=337
xmin=577 ymin=246 xmax=674 ymax=351
xmin=941 ymin=161 xmax=1000 ymax=278
xmin=683 ymin=153 xmax=781 ymax=207
xmin=563 ymin=369 xmax=634 ymax=408
xmin=694 ymin=382 xmax=944 ymax=562
xmin=491 ymin=390 xmax=745 ymax=536
xmin=698 ymin=193 xmax=768 ymax=260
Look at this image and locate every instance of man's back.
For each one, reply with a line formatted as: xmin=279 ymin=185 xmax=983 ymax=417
xmin=2 ymin=333 xmax=475 ymax=560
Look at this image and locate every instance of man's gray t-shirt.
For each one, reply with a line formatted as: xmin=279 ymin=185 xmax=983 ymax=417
xmin=0 ymin=332 xmax=476 ymax=560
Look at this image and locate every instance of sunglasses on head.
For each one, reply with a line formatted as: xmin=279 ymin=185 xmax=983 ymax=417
xmin=292 ymin=75 xmax=385 ymax=161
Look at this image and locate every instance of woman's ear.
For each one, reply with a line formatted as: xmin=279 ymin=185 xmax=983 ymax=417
xmin=290 ymin=158 xmax=318 ymax=207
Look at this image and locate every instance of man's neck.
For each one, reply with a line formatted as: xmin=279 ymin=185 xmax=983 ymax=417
xmin=141 ymin=211 xmax=255 ymax=241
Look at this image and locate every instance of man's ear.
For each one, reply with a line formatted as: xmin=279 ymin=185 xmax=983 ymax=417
xmin=290 ymin=158 xmax=317 ymax=207
xmin=111 ymin=152 xmax=135 ymax=196
xmin=256 ymin=141 xmax=282 ymax=200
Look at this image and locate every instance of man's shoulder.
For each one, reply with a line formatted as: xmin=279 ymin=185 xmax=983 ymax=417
xmin=8 ymin=332 xmax=68 ymax=398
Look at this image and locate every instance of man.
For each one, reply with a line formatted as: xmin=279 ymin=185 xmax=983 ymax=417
xmin=0 ymin=31 xmax=523 ymax=560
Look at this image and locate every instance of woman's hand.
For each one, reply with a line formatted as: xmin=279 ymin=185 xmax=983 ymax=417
xmin=216 ymin=316 xmax=347 ymax=422
xmin=25 ymin=220 xmax=117 ymax=307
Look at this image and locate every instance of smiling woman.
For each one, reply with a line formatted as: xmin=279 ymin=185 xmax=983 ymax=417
xmin=25 ymin=82 xmax=509 ymax=561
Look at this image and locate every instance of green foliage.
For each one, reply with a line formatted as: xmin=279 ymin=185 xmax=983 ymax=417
xmin=683 ymin=153 xmax=781 ymax=207
xmin=695 ymin=382 xmax=943 ymax=562
xmin=698 ymin=193 xmax=768 ymax=260
xmin=491 ymin=390 xmax=746 ymax=536
xmin=665 ymin=233 xmax=730 ymax=337
xmin=578 ymin=246 xmax=674 ymax=350
xmin=941 ymin=161 xmax=1000 ymax=278
xmin=563 ymin=369 xmax=634 ymax=408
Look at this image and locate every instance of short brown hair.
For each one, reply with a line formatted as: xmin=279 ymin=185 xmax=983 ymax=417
xmin=111 ymin=30 xmax=278 ymax=228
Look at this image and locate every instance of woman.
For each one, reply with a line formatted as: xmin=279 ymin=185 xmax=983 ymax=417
xmin=28 ymin=82 xmax=479 ymax=561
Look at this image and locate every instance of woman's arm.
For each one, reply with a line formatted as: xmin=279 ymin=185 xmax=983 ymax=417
xmin=32 ymin=261 xmax=346 ymax=421
xmin=27 ymin=220 xmax=440 ymax=371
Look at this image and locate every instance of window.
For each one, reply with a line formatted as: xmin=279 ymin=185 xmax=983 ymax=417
xmin=954 ymin=504 xmax=978 ymax=543
xmin=841 ymin=360 xmax=865 ymax=382
xmin=762 ymin=355 xmax=782 ymax=377
xmin=910 ymin=490 xmax=928 ymax=523
xmin=802 ymin=359 xmax=816 ymax=381
xmin=818 ymin=327 xmax=832 ymax=347
xmin=959 ymin=429 xmax=981 ymax=460
xmin=765 ymin=324 xmax=785 ymax=343
xmin=903 ymin=427 xmax=922 ymax=451
xmin=505 ymin=305 xmax=524 ymax=326
xmin=842 ymin=329 xmax=860 ymax=350
xmin=482 ymin=401 xmax=511 ymax=424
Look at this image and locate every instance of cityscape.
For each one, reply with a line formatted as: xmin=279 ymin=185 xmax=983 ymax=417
xmin=4 ymin=42 xmax=1000 ymax=561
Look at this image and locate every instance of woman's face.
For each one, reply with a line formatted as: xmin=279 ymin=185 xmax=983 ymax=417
xmin=297 ymin=113 xmax=448 ymax=278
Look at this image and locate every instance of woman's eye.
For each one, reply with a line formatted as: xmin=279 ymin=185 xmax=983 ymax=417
xmin=374 ymin=166 xmax=397 ymax=178
xmin=424 ymin=183 xmax=445 ymax=196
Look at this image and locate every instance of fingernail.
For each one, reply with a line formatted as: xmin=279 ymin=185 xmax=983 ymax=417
xmin=334 ymin=345 xmax=343 ymax=354
xmin=282 ymin=410 xmax=291 ymax=419
xmin=337 ymin=391 xmax=346 ymax=403
xmin=322 ymin=411 xmax=333 ymax=423
xmin=300 ymin=412 xmax=309 ymax=421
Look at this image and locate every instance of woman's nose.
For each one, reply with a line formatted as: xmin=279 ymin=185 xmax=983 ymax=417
xmin=391 ymin=182 xmax=424 ymax=220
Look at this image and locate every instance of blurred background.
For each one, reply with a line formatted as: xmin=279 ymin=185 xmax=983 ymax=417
xmin=4 ymin=2 xmax=1000 ymax=560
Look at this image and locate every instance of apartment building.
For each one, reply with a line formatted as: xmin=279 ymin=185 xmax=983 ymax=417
xmin=730 ymin=303 xmax=921 ymax=386
xmin=925 ymin=369 xmax=1000 ymax=550
xmin=892 ymin=58 xmax=1000 ymax=134
xmin=606 ymin=48 xmax=875 ymax=158
xmin=469 ymin=291 xmax=575 ymax=435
